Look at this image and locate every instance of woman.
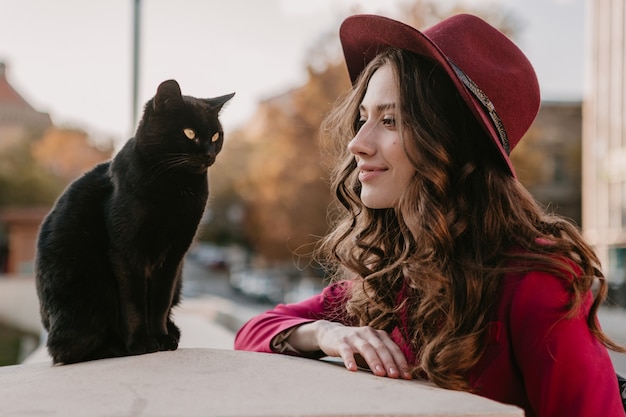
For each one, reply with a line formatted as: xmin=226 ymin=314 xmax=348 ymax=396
xmin=234 ymin=14 xmax=626 ymax=416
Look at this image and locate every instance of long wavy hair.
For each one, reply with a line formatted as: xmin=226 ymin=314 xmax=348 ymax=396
xmin=316 ymin=48 xmax=624 ymax=391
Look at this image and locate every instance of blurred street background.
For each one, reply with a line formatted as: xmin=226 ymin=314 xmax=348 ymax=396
xmin=182 ymin=249 xmax=626 ymax=374
xmin=1 ymin=0 xmax=625 ymax=380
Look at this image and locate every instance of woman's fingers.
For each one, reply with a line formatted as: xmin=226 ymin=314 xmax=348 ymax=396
xmin=320 ymin=324 xmax=412 ymax=379
xmin=351 ymin=328 xmax=410 ymax=379
xmin=379 ymin=332 xmax=412 ymax=379
xmin=337 ymin=342 xmax=359 ymax=372
xmin=352 ymin=332 xmax=389 ymax=376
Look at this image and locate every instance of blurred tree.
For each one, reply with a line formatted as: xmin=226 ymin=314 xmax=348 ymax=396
xmin=0 ymin=141 xmax=65 ymax=206
xmin=204 ymin=1 xmax=523 ymax=265
xmin=511 ymin=125 xmax=548 ymax=187
xmin=242 ymin=82 xmax=341 ymax=263
xmin=32 ymin=127 xmax=113 ymax=183
xmin=0 ymin=127 xmax=113 ymax=207
xmin=197 ymin=128 xmax=256 ymax=247
xmin=204 ymin=72 xmax=349 ymax=264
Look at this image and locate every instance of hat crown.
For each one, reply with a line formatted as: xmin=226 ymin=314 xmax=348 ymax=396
xmin=424 ymin=14 xmax=539 ymax=153
xmin=340 ymin=14 xmax=541 ymax=177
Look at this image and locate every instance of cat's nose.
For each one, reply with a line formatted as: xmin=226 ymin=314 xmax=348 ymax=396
xmin=204 ymin=153 xmax=216 ymax=166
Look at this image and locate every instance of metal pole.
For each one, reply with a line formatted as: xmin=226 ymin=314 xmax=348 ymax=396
xmin=132 ymin=0 xmax=141 ymax=130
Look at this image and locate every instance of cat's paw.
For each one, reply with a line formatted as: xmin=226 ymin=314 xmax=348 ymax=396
xmin=156 ymin=334 xmax=179 ymax=351
xmin=166 ymin=320 xmax=181 ymax=341
xmin=127 ymin=336 xmax=160 ymax=355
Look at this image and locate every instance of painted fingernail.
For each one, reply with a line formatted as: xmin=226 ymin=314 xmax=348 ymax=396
xmin=389 ymin=367 xmax=397 ymax=375
xmin=375 ymin=365 xmax=383 ymax=374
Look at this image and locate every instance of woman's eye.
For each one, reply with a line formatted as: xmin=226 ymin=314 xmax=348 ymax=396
xmin=183 ymin=128 xmax=196 ymax=140
xmin=382 ymin=116 xmax=396 ymax=127
xmin=355 ymin=119 xmax=366 ymax=132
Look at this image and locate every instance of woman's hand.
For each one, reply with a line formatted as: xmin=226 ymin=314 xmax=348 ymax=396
xmin=287 ymin=320 xmax=412 ymax=380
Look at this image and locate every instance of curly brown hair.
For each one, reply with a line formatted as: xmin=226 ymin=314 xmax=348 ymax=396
xmin=316 ymin=48 xmax=624 ymax=391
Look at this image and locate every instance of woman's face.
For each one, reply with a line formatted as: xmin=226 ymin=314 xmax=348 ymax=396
xmin=348 ymin=64 xmax=416 ymax=209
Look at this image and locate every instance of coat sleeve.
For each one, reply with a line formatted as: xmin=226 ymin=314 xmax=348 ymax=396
xmin=509 ymin=271 xmax=624 ymax=417
xmin=234 ymin=281 xmax=350 ymax=353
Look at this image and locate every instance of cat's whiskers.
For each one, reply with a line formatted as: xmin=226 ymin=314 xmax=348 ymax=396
xmin=147 ymin=153 xmax=195 ymax=179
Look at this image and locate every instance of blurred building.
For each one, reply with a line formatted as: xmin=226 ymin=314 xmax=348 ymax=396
xmin=583 ymin=1 xmax=626 ymax=287
xmin=514 ymin=101 xmax=582 ymax=227
xmin=0 ymin=62 xmax=114 ymax=276
xmin=0 ymin=61 xmax=52 ymax=274
xmin=0 ymin=207 xmax=49 ymax=274
xmin=0 ymin=62 xmax=52 ymax=152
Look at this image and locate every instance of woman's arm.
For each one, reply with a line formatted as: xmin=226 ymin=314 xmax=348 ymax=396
xmin=233 ymin=291 xmax=328 ymax=354
xmin=234 ymin=281 xmax=350 ymax=353
xmin=234 ymin=281 xmax=411 ymax=379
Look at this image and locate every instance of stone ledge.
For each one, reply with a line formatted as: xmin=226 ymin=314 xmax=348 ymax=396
xmin=0 ymin=348 xmax=523 ymax=417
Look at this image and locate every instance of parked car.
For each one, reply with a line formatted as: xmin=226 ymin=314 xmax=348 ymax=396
xmin=284 ymin=276 xmax=325 ymax=303
xmin=229 ymin=268 xmax=289 ymax=304
xmin=188 ymin=243 xmax=229 ymax=270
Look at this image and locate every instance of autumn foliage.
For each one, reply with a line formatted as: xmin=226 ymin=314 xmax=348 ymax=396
xmin=0 ymin=127 xmax=113 ymax=207
xmin=32 ymin=127 xmax=113 ymax=183
xmin=204 ymin=63 xmax=351 ymax=265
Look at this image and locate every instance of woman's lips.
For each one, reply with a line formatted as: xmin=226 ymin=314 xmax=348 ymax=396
xmin=358 ymin=165 xmax=387 ymax=182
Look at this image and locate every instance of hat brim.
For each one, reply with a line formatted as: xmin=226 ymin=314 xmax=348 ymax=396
xmin=339 ymin=14 xmax=519 ymax=177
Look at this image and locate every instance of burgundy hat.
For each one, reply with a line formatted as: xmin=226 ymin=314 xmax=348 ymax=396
xmin=339 ymin=14 xmax=540 ymax=177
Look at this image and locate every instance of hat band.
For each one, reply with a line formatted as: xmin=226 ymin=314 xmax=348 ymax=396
xmin=449 ymin=61 xmax=511 ymax=155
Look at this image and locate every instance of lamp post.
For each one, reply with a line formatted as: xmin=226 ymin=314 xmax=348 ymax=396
xmin=132 ymin=0 xmax=141 ymax=130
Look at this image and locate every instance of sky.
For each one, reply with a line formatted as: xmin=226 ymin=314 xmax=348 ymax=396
xmin=0 ymin=0 xmax=586 ymax=147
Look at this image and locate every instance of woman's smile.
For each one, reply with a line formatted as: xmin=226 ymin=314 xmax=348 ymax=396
xmin=357 ymin=164 xmax=388 ymax=182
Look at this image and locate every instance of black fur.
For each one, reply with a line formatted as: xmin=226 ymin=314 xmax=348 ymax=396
xmin=35 ymin=80 xmax=234 ymax=364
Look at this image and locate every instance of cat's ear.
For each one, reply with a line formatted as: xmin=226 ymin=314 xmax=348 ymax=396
xmin=153 ymin=79 xmax=184 ymax=113
xmin=205 ymin=92 xmax=235 ymax=113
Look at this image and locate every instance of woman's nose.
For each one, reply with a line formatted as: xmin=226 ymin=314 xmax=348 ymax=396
xmin=348 ymin=123 xmax=375 ymax=156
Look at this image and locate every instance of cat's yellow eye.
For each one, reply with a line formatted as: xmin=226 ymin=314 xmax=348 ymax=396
xmin=211 ymin=132 xmax=220 ymax=143
xmin=183 ymin=128 xmax=196 ymax=140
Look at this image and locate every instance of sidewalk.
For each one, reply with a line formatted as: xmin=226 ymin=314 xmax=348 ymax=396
xmin=599 ymin=305 xmax=626 ymax=344
xmin=0 ymin=274 xmax=42 ymax=336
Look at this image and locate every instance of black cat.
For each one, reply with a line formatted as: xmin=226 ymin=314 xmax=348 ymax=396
xmin=35 ymin=79 xmax=234 ymax=364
